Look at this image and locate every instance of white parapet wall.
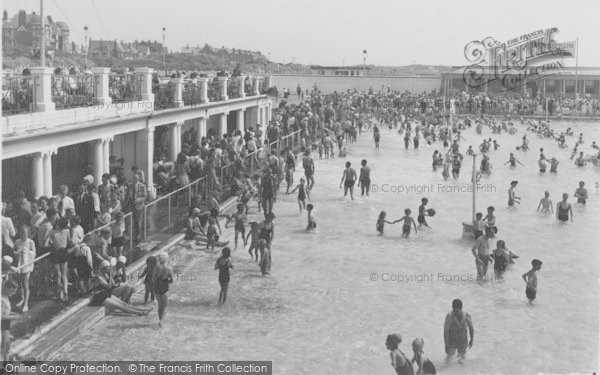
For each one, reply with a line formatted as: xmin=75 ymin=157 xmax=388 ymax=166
xmin=1 ymin=100 xmax=154 ymax=137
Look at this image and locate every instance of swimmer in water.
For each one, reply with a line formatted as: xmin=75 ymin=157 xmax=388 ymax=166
xmin=522 ymin=259 xmax=542 ymax=304
xmin=508 ymin=181 xmax=521 ymax=206
xmin=537 ymin=191 xmax=553 ymax=214
xmin=556 ymin=193 xmax=573 ymax=222
xmin=549 ymin=158 xmax=559 ymax=173
xmin=504 ymin=153 xmax=524 ymax=167
xmin=574 ymin=181 xmax=588 ymax=204
xmin=417 ymin=198 xmax=431 ymax=229
xmin=390 ymin=209 xmax=418 ymax=238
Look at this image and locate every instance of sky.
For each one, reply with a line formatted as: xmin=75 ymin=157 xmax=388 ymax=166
xmin=4 ymin=0 xmax=600 ymax=67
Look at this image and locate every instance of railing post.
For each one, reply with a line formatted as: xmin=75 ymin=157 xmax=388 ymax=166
xmin=134 ymin=67 xmax=155 ymax=103
xmin=30 ymin=67 xmax=55 ymax=112
xmin=198 ymin=78 xmax=209 ymax=103
xmin=218 ymin=76 xmax=229 ymax=101
xmin=238 ymin=76 xmax=246 ymax=98
xmin=129 ymin=214 xmax=133 ymax=251
xmin=143 ymin=206 xmax=147 ymax=240
xmin=253 ymin=76 xmax=261 ymax=96
xmin=171 ymin=77 xmax=184 ymax=107
xmin=91 ymin=67 xmax=111 ymax=106
xmin=266 ymin=76 xmax=273 ymax=90
xmin=168 ymin=195 xmax=171 ymax=229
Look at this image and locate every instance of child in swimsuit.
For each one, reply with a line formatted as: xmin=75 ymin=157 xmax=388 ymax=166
xmin=412 ymin=338 xmax=436 ymax=375
xmin=522 ymin=259 xmax=542 ymax=304
xmin=483 ymin=206 xmax=497 ymax=237
xmin=206 ymin=217 xmax=220 ymax=250
xmin=417 ymin=198 xmax=430 ymax=228
xmin=290 ymin=177 xmax=309 ymax=212
xmin=391 ymin=209 xmax=418 ymax=238
xmin=225 ymin=204 xmax=247 ymax=249
xmin=473 ymin=212 xmax=484 ymax=239
xmin=376 ymin=211 xmax=392 ymax=235
xmin=306 ymin=204 xmax=316 ymax=231
xmin=246 ymin=222 xmax=260 ymax=261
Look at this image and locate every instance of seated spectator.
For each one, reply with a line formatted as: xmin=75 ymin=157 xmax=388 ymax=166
xmin=91 ymin=260 xmax=151 ymax=316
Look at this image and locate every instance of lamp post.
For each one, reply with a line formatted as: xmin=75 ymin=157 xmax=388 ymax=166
xmin=362 ymin=50 xmax=367 ymax=75
xmin=84 ymin=26 xmax=88 ymax=68
xmin=162 ymin=27 xmax=166 ymax=76
xmin=40 ymin=0 xmax=45 ymax=66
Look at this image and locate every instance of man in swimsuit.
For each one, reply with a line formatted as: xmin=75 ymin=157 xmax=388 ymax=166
xmin=357 ymin=159 xmax=371 ymax=197
xmin=472 ymin=229 xmax=492 ymax=280
xmin=259 ymin=168 xmax=276 ymax=218
xmin=574 ymin=181 xmax=588 ymax=204
xmin=536 ymin=191 xmax=553 ymax=214
xmin=302 ymin=150 xmax=315 ymax=191
xmin=339 ymin=162 xmax=358 ymax=200
xmin=556 ymin=193 xmax=573 ymax=222
xmin=283 ymin=148 xmax=296 ymax=194
xmin=444 ymin=299 xmax=474 ymax=363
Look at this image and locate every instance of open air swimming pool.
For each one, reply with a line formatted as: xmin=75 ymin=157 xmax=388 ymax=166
xmin=55 ymin=119 xmax=599 ymax=374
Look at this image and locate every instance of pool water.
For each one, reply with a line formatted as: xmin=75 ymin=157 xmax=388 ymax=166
xmin=55 ymin=120 xmax=599 ymax=374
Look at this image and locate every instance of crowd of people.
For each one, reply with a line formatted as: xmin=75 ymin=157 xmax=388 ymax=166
xmin=1 ymin=81 xmax=597 ymax=369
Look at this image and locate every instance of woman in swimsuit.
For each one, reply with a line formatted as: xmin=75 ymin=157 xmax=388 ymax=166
xmin=556 ymin=193 xmax=573 ymax=222
xmin=49 ymin=218 xmax=71 ymax=302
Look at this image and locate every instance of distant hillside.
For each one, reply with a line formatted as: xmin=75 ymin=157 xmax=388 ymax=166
xmin=3 ymin=48 xmax=453 ymax=76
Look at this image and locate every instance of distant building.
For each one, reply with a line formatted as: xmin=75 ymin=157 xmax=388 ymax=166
xmin=2 ymin=9 xmax=70 ymax=52
xmin=309 ymin=65 xmax=369 ymax=76
xmin=88 ymin=39 xmax=149 ymax=60
xmin=180 ymin=43 xmax=266 ymax=63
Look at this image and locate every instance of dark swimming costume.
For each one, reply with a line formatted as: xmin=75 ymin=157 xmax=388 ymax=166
xmin=525 ymin=286 xmax=536 ymax=301
xmin=557 ymin=203 xmax=569 ymax=221
xmin=402 ymin=224 xmax=411 ymax=235
xmin=344 ymin=180 xmax=355 ymax=188
xmin=577 ymin=197 xmax=586 ymax=204
xmin=417 ymin=215 xmax=426 ymax=224
xmin=50 ymin=247 xmax=68 ymax=264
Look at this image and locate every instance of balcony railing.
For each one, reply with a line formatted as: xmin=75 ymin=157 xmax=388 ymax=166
xmin=245 ymin=77 xmax=255 ymax=96
xmin=51 ymin=74 xmax=97 ymax=110
xmin=2 ymin=74 xmax=36 ymax=116
xmin=152 ymin=80 xmax=174 ymax=110
xmin=227 ymin=79 xmax=240 ymax=98
xmin=207 ymin=79 xmax=223 ymax=102
xmin=109 ymin=73 xmax=142 ymax=103
xmin=182 ymin=80 xmax=201 ymax=106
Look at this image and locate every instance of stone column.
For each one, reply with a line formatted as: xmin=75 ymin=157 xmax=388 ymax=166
xmin=134 ymin=67 xmax=155 ymax=102
xmin=265 ymin=76 xmax=273 ymax=89
xmin=32 ymin=153 xmax=44 ymax=199
xmin=102 ymin=137 xmax=111 ymax=175
xmin=236 ymin=109 xmax=245 ymax=134
xmin=197 ymin=116 xmax=207 ymax=143
xmin=238 ymin=76 xmax=246 ymax=98
xmin=169 ymin=123 xmax=182 ymax=161
xmin=144 ymin=127 xmax=155 ymax=191
xmin=219 ymin=112 xmax=228 ymax=139
xmin=218 ymin=77 xmax=229 ymax=101
xmin=253 ymin=76 xmax=261 ymax=95
xmin=91 ymin=67 xmax=112 ymax=105
xmin=198 ymin=78 xmax=209 ymax=103
xmin=171 ymin=77 xmax=184 ymax=107
xmin=30 ymin=67 xmax=55 ymax=112
xmin=92 ymin=140 xmax=104 ymax=186
xmin=256 ymin=105 xmax=262 ymax=125
xmin=42 ymin=150 xmax=55 ymax=197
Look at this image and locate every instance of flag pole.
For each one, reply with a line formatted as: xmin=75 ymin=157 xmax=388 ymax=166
xmin=575 ymin=38 xmax=579 ymax=97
